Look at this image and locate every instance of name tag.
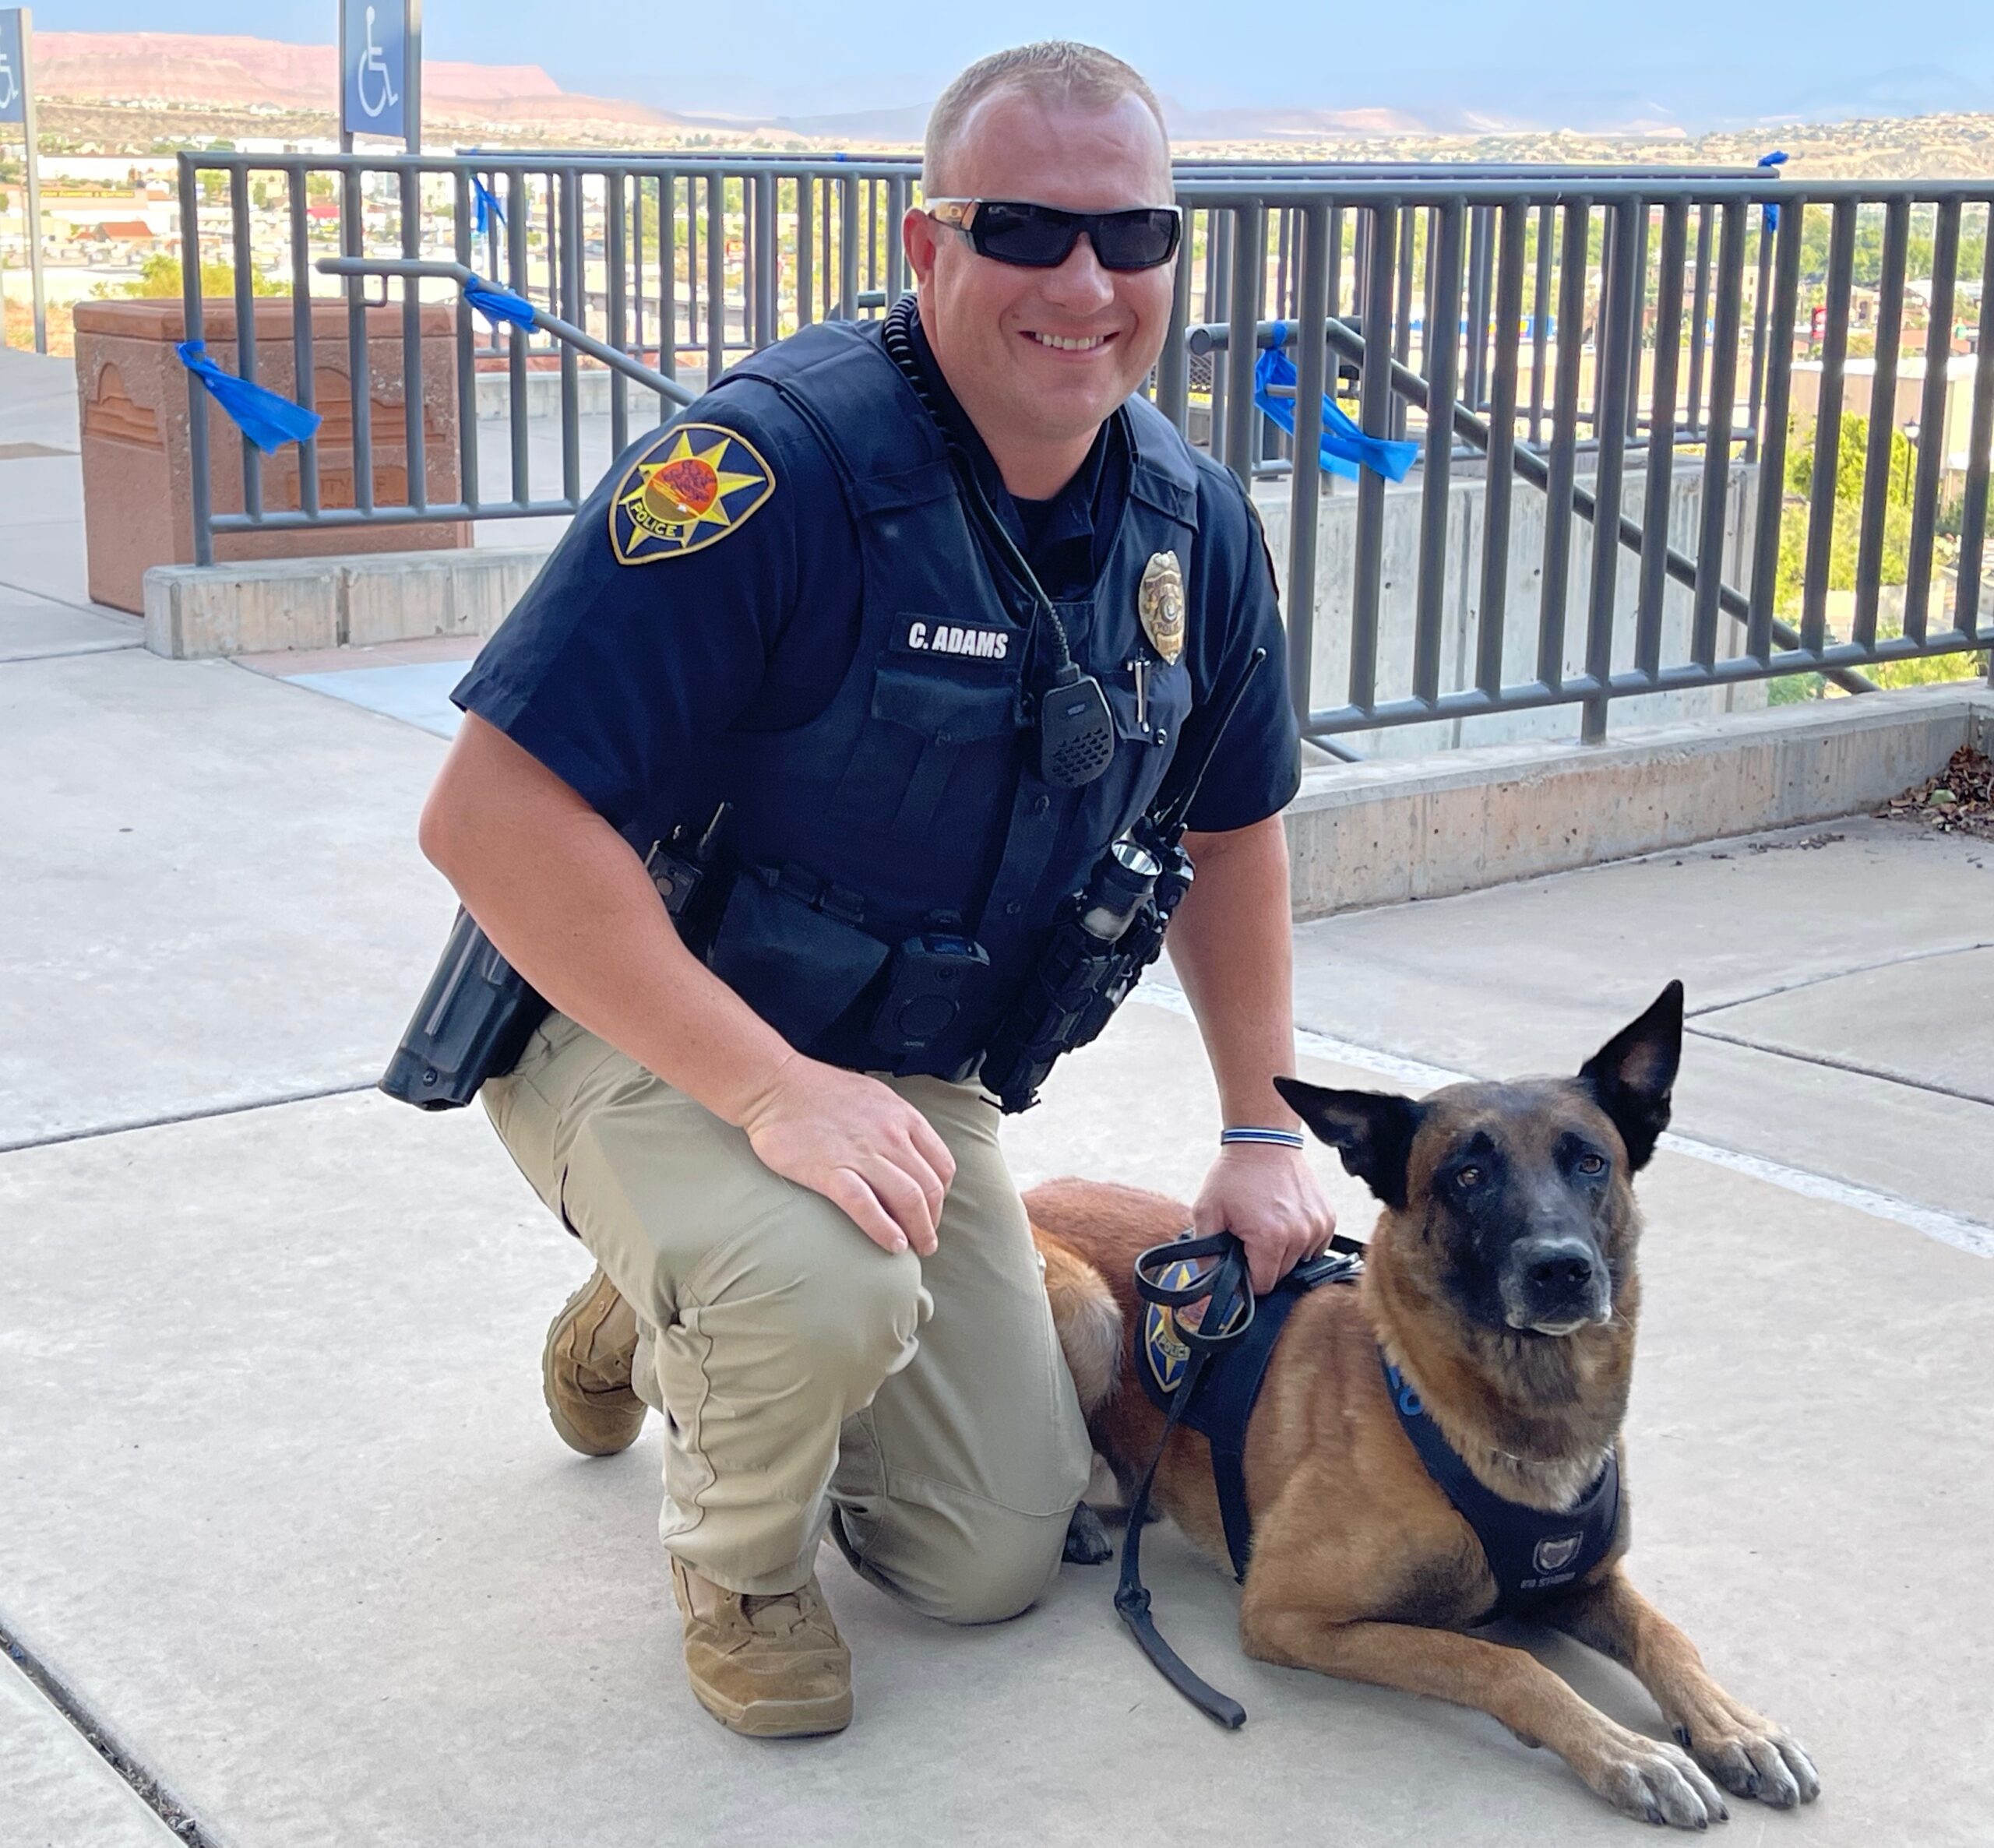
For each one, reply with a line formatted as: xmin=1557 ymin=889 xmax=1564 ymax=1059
xmin=894 ymin=614 xmax=1013 ymax=664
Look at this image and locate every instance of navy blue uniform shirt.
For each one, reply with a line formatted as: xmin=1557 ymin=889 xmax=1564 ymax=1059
xmin=452 ymin=320 xmax=1299 ymax=841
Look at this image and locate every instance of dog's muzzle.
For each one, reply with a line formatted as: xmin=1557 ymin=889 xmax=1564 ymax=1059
xmin=1501 ymin=1237 xmax=1610 ymax=1334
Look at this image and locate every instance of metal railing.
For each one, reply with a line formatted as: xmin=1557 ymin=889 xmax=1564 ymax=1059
xmin=175 ymin=150 xmax=1994 ymax=749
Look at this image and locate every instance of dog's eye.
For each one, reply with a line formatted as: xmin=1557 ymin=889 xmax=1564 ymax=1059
xmin=1454 ymin=1165 xmax=1483 ymax=1189
xmin=1576 ymin=1153 xmax=1608 ymax=1175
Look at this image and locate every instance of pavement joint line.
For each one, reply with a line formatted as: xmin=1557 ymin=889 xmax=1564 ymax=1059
xmin=1683 ymin=938 xmax=1994 ymax=1019
xmin=1 ymin=642 xmax=144 ymax=664
xmin=4 ymin=987 xmax=1984 ymax=1252
xmin=1129 ymin=984 xmax=1994 ymax=1260
xmin=0 ymin=572 xmax=140 ymax=624
xmin=0 ymin=1080 xmax=380 ymax=1156
xmin=1683 ymin=1023 xmax=1994 ymax=1110
xmin=0 ymin=1621 xmax=220 ymax=1848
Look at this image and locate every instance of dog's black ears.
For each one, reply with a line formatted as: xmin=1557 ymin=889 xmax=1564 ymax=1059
xmin=1577 ymin=980 xmax=1684 ymax=1172
xmin=1272 ymin=1075 xmax=1423 ymax=1209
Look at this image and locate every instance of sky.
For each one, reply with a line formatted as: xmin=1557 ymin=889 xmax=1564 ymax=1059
xmin=40 ymin=0 xmax=1994 ymax=128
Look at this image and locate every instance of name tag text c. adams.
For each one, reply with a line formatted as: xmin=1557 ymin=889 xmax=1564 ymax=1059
xmin=894 ymin=614 xmax=1013 ymax=664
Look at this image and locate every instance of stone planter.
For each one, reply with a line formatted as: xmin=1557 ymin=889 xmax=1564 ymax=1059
xmin=73 ymin=297 xmax=470 ymax=614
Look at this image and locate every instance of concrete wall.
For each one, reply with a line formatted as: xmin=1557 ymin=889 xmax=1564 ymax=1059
xmin=1253 ymin=460 xmax=1767 ymax=757
xmin=1283 ymin=684 xmax=1992 ymax=918
xmin=144 ymin=548 xmax=547 ymax=657
xmin=472 ymin=365 xmax=708 ymax=423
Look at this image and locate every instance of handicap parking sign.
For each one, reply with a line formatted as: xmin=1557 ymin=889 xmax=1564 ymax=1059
xmin=0 ymin=9 xmax=28 ymax=128
xmin=342 ymin=0 xmax=409 ymax=142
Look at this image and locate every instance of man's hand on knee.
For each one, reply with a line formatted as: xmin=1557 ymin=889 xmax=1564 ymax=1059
xmin=738 ymin=1054 xmax=955 ymax=1256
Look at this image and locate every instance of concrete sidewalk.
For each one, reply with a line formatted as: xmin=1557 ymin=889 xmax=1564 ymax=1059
xmin=4 ymin=344 xmax=1992 ymax=1845
xmin=0 ymin=349 xmax=146 ymax=664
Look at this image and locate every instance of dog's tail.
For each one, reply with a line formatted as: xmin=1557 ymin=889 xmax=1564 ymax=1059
xmin=1032 ymin=1226 xmax=1122 ymax=1415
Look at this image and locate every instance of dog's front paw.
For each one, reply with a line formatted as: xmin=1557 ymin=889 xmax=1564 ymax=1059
xmin=1670 ymin=1698 xmax=1820 ymax=1809
xmin=1584 ymin=1726 xmax=1731 ymax=1829
xmin=1062 ymin=1501 xmax=1114 ymax=1565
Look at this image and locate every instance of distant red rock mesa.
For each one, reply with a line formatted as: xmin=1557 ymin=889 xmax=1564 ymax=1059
xmin=33 ymin=30 xmax=566 ymax=110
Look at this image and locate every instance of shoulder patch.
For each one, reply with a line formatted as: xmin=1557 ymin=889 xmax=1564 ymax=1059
xmin=608 ymin=422 xmax=776 ymax=565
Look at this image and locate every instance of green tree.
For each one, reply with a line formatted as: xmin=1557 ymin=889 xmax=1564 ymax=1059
xmin=1784 ymin=410 xmax=1915 ymax=508
xmin=99 ymin=254 xmax=285 ymax=301
xmin=1771 ymin=406 xmax=1989 ymax=695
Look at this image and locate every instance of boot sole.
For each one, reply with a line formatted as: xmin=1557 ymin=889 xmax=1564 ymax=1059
xmin=542 ymin=1275 xmax=646 ymax=1458
xmin=689 ymin=1682 xmax=854 ymax=1739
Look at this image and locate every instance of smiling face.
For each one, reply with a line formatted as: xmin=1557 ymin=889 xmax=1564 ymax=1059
xmin=904 ymin=84 xmax=1176 ymax=498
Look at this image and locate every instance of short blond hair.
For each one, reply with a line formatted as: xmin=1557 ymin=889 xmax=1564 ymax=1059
xmin=922 ymin=42 xmax=1170 ymax=194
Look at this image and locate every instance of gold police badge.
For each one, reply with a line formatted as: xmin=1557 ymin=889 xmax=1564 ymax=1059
xmin=1138 ymin=550 xmax=1185 ymax=664
xmin=608 ymin=422 xmax=775 ymax=565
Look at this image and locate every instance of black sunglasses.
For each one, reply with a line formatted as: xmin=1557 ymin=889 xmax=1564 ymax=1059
xmin=925 ymin=199 xmax=1182 ymax=273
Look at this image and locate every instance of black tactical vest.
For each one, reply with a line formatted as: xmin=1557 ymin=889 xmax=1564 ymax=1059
xmin=675 ymin=319 xmax=1209 ymax=1078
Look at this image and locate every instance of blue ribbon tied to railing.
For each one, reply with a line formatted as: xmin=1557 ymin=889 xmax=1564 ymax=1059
xmin=1758 ymin=150 xmax=1788 ymax=233
xmin=472 ymin=175 xmax=505 ymax=236
xmin=463 ymin=278 xmax=537 ymax=332
xmin=1252 ymin=321 xmax=1419 ymax=484
xmin=174 ymin=341 xmax=322 ymax=454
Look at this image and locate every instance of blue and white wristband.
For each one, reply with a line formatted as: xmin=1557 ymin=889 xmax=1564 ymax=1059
xmin=1219 ymin=1125 xmax=1306 ymax=1151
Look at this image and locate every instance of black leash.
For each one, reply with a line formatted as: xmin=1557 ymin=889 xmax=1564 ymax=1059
xmin=1115 ymin=1231 xmax=1257 ymax=1728
xmin=1115 ymin=1229 xmax=1369 ymax=1727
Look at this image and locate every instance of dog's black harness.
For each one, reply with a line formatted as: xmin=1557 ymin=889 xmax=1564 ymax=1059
xmin=1379 ymin=1358 xmax=1619 ymax=1614
xmin=1119 ymin=1231 xmax=1620 ymax=1727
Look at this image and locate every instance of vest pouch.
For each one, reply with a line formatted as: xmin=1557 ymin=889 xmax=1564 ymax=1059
xmin=704 ymin=864 xmax=892 ymax=1054
xmin=1100 ymin=656 xmax=1193 ymax=835
xmin=829 ymin=658 xmax=1023 ymax=840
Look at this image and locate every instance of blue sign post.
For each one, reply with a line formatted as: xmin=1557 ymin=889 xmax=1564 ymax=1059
xmin=0 ymin=7 xmax=24 ymax=125
xmin=340 ymin=0 xmax=421 ymax=149
xmin=0 ymin=6 xmax=46 ymax=351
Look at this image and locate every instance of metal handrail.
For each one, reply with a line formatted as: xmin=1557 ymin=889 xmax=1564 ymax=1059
xmin=315 ymin=255 xmax=696 ymax=405
xmin=174 ymin=149 xmax=1994 ymax=752
xmin=1186 ymin=313 xmax=1877 ymax=699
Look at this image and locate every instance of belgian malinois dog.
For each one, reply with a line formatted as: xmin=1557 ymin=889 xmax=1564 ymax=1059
xmin=1029 ymin=984 xmax=1820 ymax=1827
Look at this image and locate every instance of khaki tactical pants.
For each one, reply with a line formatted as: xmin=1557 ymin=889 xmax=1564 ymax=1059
xmin=484 ymin=1012 xmax=1093 ymax=1620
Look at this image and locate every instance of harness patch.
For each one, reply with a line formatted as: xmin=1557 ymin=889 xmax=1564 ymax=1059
xmin=1141 ymin=1254 xmax=1255 ymax=1401
xmin=893 ymin=614 xmax=1012 ymax=663
xmin=608 ymin=423 xmax=775 ymax=565
xmin=1141 ymin=1257 xmax=1200 ymax=1396
xmin=1532 ymin=1534 xmax=1583 ymax=1575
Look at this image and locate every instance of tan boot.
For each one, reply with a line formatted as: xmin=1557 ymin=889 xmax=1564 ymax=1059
xmin=671 ymin=1560 xmax=854 ymax=1738
xmin=541 ymin=1268 xmax=646 ymax=1456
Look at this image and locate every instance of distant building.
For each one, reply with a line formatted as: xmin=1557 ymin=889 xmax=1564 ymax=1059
xmin=37 ymin=156 xmax=178 ymax=185
xmin=1790 ymin=354 xmax=1987 ymax=477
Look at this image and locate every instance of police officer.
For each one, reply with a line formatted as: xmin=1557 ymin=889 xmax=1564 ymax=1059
xmin=422 ymin=40 xmax=1335 ymax=1738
